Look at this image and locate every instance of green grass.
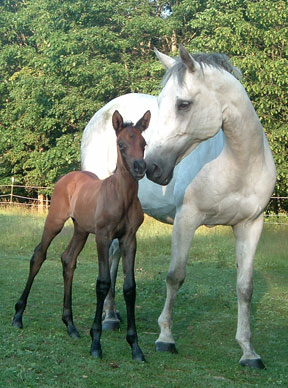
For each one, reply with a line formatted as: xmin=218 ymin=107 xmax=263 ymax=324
xmin=1 ymin=208 xmax=287 ymax=387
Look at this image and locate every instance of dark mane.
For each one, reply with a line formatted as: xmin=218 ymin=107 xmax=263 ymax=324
xmin=123 ymin=121 xmax=133 ymax=128
xmin=162 ymin=52 xmax=242 ymax=86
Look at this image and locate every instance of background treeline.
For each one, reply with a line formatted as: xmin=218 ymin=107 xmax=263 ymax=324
xmin=0 ymin=0 xmax=287 ymax=207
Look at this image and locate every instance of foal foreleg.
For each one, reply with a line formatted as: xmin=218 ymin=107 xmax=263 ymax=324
xmin=61 ymin=223 xmax=88 ymax=338
xmin=12 ymin=218 xmax=64 ymax=329
xmin=121 ymin=235 xmax=145 ymax=362
xmin=103 ymin=239 xmax=122 ymax=330
xmin=90 ymin=236 xmax=111 ymax=359
xmin=233 ymin=215 xmax=265 ymax=369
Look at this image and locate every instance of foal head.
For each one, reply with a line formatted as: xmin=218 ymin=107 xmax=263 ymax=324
xmin=112 ymin=110 xmax=151 ymax=180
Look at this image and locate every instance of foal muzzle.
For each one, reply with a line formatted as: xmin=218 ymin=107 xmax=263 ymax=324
xmin=133 ymin=160 xmax=147 ymax=180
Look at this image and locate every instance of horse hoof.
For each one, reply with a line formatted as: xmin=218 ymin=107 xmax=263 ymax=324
xmin=155 ymin=341 xmax=178 ymax=354
xmin=239 ymin=358 xmax=266 ymax=369
xmin=102 ymin=319 xmax=121 ymax=331
xmin=12 ymin=317 xmax=23 ymax=329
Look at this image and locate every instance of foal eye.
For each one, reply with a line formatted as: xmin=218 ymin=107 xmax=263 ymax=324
xmin=177 ymin=100 xmax=192 ymax=111
xmin=118 ymin=140 xmax=126 ymax=151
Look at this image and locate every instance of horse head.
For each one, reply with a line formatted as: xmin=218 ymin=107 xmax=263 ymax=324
xmin=112 ymin=110 xmax=151 ymax=180
xmin=145 ymin=45 xmax=224 ymax=185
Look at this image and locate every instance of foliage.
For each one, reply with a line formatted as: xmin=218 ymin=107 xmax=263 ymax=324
xmin=0 ymin=0 xmax=168 ymax=187
xmin=0 ymin=0 xmax=287 ymax=204
xmin=179 ymin=0 xmax=287 ymax=202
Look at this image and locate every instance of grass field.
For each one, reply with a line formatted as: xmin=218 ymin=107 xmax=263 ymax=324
xmin=0 ymin=208 xmax=287 ymax=387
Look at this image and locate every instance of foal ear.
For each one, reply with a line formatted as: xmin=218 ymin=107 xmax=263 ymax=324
xmin=179 ymin=44 xmax=197 ymax=73
xmin=154 ymin=47 xmax=176 ymax=70
xmin=112 ymin=110 xmax=124 ymax=135
xmin=135 ymin=110 xmax=151 ymax=133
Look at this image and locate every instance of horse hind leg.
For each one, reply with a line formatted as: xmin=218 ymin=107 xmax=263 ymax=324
xmin=102 ymin=239 xmax=122 ymax=331
xmin=61 ymin=221 xmax=88 ymax=338
xmin=12 ymin=213 xmax=67 ymax=329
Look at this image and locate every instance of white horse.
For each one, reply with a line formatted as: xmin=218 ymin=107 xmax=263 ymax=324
xmin=81 ymin=45 xmax=276 ymax=369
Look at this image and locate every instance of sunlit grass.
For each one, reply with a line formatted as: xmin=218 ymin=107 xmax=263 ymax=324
xmin=1 ymin=209 xmax=287 ymax=387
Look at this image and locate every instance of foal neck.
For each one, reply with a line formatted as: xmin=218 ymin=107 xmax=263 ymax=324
xmin=114 ymin=149 xmax=139 ymax=196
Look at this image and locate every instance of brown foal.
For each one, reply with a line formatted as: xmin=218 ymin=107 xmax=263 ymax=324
xmin=12 ymin=110 xmax=151 ymax=361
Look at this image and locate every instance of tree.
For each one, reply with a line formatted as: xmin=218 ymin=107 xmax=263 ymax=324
xmin=0 ymin=0 xmax=169 ymax=190
xmin=169 ymin=0 xmax=288 ymax=205
xmin=0 ymin=0 xmax=287 ymax=209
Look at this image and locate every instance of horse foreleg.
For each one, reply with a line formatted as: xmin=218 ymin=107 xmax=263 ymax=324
xmin=233 ymin=215 xmax=265 ymax=369
xmin=121 ymin=234 xmax=145 ymax=362
xmin=102 ymin=239 xmax=122 ymax=331
xmin=61 ymin=222 xmax=89 ymax=338
xmin=156 ymin=207 xmax=198 ymax=353
xmin=90 ymin=236 xmax=111 ymax=359
xmin=12 ymin=216 xmax=65 ymax=329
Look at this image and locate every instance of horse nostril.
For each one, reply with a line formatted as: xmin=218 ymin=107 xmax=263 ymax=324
xmin=151 ymin=163 xmax=162 ymax=178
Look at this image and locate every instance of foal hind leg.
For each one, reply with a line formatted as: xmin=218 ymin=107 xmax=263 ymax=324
xmin=103 ymin=239 xmax=122 ymax=331
xmin=61 ymin=221 xmax=89 ymax=338
xmin=12 ymin=214 xmax=66 ymax=329
xmin=233 ymin=215 xmax=265 ymax=369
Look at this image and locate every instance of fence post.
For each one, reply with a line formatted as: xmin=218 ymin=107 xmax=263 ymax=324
xmin=38 ymin=193 xmax=44 ymax=213
xmin=45 ymin=195 xmax=49 ymax=210
xmin=10 ymin=177 xmax=14 ymax=204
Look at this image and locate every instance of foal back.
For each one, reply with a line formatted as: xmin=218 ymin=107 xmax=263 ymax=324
xmin=46 ymin=171 xmax=103 ymax=235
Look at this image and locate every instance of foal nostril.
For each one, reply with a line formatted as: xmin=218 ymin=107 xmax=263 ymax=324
xmin=134 ymin=160 xmax=146 ymax=174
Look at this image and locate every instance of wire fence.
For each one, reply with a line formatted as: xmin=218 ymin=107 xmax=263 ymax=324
xmin=0 ymin=183 xmax=51 ymax=211
xmin=0 ymin=183 xmax=287 ymax=224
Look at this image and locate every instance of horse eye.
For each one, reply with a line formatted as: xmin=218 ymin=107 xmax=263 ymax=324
xmin=177 ymin=100 xmax=192 ymax=110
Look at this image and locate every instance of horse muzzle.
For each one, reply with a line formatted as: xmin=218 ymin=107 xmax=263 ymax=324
xmin=146 ymin=162 xmax=173 ymax=185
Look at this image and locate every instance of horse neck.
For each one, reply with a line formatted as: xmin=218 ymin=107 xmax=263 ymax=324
xmin=219 ymin=73 xmax=266 ymax=168
xmin=114 ymin=151 xmax=138 ymax=202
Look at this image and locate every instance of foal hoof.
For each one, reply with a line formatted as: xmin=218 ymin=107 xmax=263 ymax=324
xmin=68 ymin=327 xmax=80 ymax=339
xmin=90 ymin=349 xmax=103 ymax=359
xmin=133 ymin=351 xmax=146 ymax=363
xmin=102 ymin=318 xmax=121 ymax=331
xmin=239 ymin=358 xmax=266 ymax=370
xmin=12 ymin=316 xmax=23 ymax=329
xmin=155 ymin=341 xmax=178 ymax=354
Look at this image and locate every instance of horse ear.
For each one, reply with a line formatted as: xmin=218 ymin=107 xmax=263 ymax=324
xmin=179 ymin=44 xmax=197 ymax=73
xmin=154 ymin=47 xmax=176 ymax=70
xmin=112 ymin=110 xmax=124 ymax=135
xmin=135 ymin=110 xmax=151 ymax=133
